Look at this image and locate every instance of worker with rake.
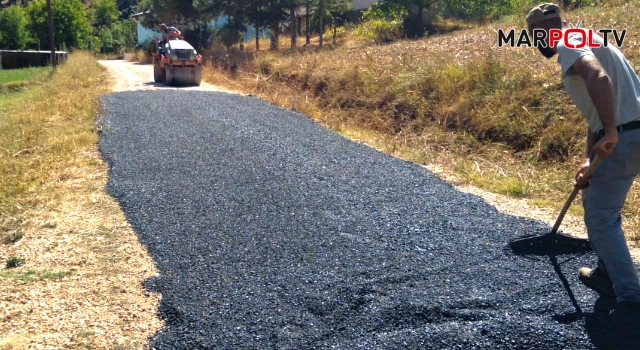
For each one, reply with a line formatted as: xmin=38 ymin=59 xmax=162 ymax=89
xmin=526 ymin=3 xmax=640 ymax=315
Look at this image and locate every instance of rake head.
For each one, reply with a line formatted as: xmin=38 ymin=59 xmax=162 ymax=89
xmin=509 ymin=232 xmax=592 ymax=256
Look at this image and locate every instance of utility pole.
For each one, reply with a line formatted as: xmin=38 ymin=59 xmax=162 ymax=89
xmin=47 ymin=0 xmax=56 ymax=70
xmin=318 ymin=0 xmax=323 ymax=48
xmin=290 ymin=0 xmax=296 ymax=49
xmin=305 ymin=0 xmax=310 ymax=46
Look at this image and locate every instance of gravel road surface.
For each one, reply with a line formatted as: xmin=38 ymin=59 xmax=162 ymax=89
xmin=98 ymin=89 xmax=640 ymax=349
xmin=98 ymin=60 xmax=226 ymax=93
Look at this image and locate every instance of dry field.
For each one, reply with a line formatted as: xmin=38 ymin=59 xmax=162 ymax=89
xmin=0 ymin=53 xmax=163 ymax=349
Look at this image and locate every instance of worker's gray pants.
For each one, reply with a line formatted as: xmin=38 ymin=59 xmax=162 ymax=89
xmin=583 ymin=127 xmax=640 ymax=303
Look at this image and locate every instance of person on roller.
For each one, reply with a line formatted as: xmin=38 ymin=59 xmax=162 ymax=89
xmin=158 ymin=23 xmax=181 ymax=53
xmin=526 ymin=3 xmax=640 ymax=315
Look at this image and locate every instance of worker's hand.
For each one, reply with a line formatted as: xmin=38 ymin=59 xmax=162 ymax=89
xmin=574 ymin=158 xmax=591 ymax=189
xmin=593 ymin=129 xmax=618 ymax=159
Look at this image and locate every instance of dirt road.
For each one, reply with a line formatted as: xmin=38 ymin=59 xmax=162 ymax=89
xmin=98 ymin=60 xmax=227 ymax=93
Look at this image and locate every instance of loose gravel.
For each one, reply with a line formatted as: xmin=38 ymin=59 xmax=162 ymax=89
xmin=98 ymin=90 xmax=640 ymax=350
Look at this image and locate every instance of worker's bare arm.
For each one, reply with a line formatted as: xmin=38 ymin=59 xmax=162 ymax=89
xmin=572 ymin=54 xmax=618 ymax=157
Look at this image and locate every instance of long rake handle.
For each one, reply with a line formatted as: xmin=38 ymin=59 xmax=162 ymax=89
xmin=550 ymin=155 xmax=602 ymax=235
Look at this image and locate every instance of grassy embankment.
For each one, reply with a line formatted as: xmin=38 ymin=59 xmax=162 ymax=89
xmin=0 ymin=54 xmax=161 ymax=348
xmin=202 ymin=1 xmax=640 ymax=244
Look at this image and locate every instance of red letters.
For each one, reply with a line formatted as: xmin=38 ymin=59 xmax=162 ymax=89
xmin=564 ymin=28 xmax=586 ymax=49
xmin=588 ymin=30 xmax=601 ymax=48
xmin=549 ymin=28 xmax=563 ymax=48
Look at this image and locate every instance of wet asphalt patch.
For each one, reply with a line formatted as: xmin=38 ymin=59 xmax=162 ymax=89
xmin=98 ymin=90 xmax=640 ymax=349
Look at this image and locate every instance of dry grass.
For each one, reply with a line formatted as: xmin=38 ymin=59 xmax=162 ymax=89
xmin=203 ymin=1 xmax=640 ymax=245
xmin=124 ymin=49 xmax=152 ymax=64
xmin=0 ymin=52 xmax=162 ymax=349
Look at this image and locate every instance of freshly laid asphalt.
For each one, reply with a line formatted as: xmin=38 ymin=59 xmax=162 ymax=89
xmin=98 ymin=90 xmax=640 ymax=349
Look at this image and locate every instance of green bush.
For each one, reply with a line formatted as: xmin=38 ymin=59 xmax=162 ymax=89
xmin=97 ymin=19 xmax=136 ymax=54
xmin=6 ymin=256 xmax=25 ymax=269
xmin=183 ymin=22 xmax=216 ymax=52
xmin=1 ymin=230 xmax=23 ymax=244
xmin=449 ymin=0 xmax=536 ymax=22
xmin=566 ymin=0 xmax=596 ymax=9
xmin=361 ymin=1 xmax=407 ymax=21
xmin=355 ymin=19 xmax=403 ymax=44
xmin=217 ymin=24 xmax=243 ymax=50
xmin=0 ymin=5 xmax=29 ymax=50
xmin=89 ymin=0 xmax=119 ymax=28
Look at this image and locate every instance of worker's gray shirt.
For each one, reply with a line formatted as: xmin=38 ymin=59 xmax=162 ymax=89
xmin=557 ymin=29 xmax=640 ymax=133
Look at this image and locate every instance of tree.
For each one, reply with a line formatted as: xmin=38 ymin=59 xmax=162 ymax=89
xmin=218 ymin=0 xmax=248 ymax=50
xmin=318 ymin=0 xmax=323 ymax=47
xmin=97 ymin=17 xmax=136 ymax=53
xmin=447 ymin=0 xmax=512 ymax=21
xmin=0 ymin=5 xmax=29 ymax=49
xmin=135 ymin=0 xmax=158 ymax=28
xmin=181 ymin=22 xmax=215 ymax=52
xmin=217 ymin=23 xmax=243 ymax=50
xmin=195 ymin=0 xmax=247 ymax=50
xmin=91 ymin=0 xmax=119 ymax=27
xmin=139 ymin=0 xmax=205 ymax=28
xmin=305 ymin=0 xmax=311 ymax=45
xmin=198 ymin=0 xmax=294 ymax=51
xmin=246 ymin=0 xmax=287 ymax=51
xmin=26 ymin=0 xmax=92 ymax=50
xmin=316 ymin=0 xmax=349 ymax=48
xmin=139 ymin=0 xmax=215 ymax=50
xmin=266 ymin=0 xmax=288 ymax=50
xmin=330 ymin=9 xmax=347 ymax=44
xmin=1 ymin=1 xmax=37 ymax=9
xmin=361 ymin=1 xmax=407 ymax=20
xmin=116 ymin=0 xmax=139 ymax=19
xmin=383 ymin=0 xmax=438 ymax=38
xmin=245 ymin=0 xmax=269 ymax=51
xmin=289 ymin=0 xmax=296 ymax=49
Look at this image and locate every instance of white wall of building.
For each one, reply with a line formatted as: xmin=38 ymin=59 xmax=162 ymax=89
xmin=351 ymin=0 xmax=378 ymax=11
xmin=136 ymin=22 xmax=161 ymax=45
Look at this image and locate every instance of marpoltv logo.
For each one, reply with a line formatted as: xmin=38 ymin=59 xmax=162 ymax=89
xmin=498 ymin=23 xmax=627 ymax=49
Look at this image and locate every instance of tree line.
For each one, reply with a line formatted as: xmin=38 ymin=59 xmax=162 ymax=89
xmin=0 ymin=0 xmax=559 ymax=54
xmin=135 ymin=0 xmax=532 ymax=50
xmin=0 ymin=0 xmax=136 ymax=54
xmin=136 ymin=0 xmax=359 ymax=51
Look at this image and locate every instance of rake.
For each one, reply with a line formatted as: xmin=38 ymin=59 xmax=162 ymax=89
xmin=509 ymin=155 xmax=601 ymax=255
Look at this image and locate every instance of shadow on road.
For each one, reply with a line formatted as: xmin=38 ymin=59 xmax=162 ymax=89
xmin=584 ymin=305 xmax=640 ymax=350
xmin=521 ymin=253 xmax=640 ymax=350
